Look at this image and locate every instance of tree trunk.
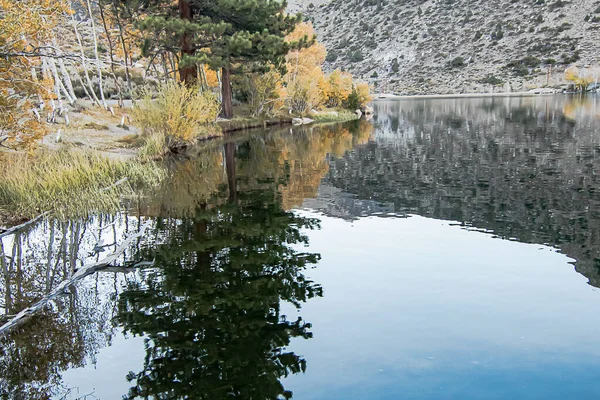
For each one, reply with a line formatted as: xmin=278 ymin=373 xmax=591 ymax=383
xmin=178 ymin=0 xmax=196 ymax=85
xmin=53 ymin=38 xmax=77 ymax=102
xmin=98 ymin=3 xmax=124 ymax=107
xmin=112 ymin=1 xmax=132 ymax=94
xmin=72 ymin=13 xmax=101 ymax=106
xmin=224 ymin=142 xmax=237 ymax=203
xmin=86 ymin=0 xmax=109 ymax=109
xmin=221 ymin=67 xmax=233 ymax=119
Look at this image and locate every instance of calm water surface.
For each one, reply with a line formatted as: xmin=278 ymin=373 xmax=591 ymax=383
xmin=2 ymin=95 xmax=600 ymax=399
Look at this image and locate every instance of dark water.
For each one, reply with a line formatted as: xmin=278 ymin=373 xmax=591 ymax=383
xmin=2 ymin=95 xmax=600 ymax=399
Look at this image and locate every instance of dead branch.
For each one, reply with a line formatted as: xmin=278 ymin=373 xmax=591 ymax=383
xmin=0 ymin=221 xmax=153 ymax=336
xmin=0 ymin=212 xmax=50 ymax=240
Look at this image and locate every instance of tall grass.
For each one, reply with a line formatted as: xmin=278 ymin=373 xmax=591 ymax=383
xmin=309 ymin=109 xmax=360 ymax=124
xmin=0 ymin=149 xmax=165 ymax=219
xmin=132 ymin=82 xmax=222 ymax=156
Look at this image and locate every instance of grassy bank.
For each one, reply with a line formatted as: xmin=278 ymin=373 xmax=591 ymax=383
xmin=218 ymin=109 xmax=360 ymax=133
xmin=309 ymin=110 xmax=361 ymax=124
xmin=218 ymin=116 xmax=293 ymax=133
xmin=0 ymin=149 xmax=165 ymax=220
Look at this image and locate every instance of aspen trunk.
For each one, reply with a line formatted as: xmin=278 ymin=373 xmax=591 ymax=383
xmin=98 ymin=3 xmax=124 ymax=107
xmin=72 ymin=13 xmax=101 ymax=106
xmin=48 ymin=57 xmax=75 ymax=105
xmin=53 ymin=38 xmax=77 ymax=102
xmin=86 ymin=0 xmax=109 ymax=109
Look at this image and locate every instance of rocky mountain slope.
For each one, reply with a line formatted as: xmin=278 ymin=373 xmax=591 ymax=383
xmin=288 ymin=0 xmax=600 ymax=94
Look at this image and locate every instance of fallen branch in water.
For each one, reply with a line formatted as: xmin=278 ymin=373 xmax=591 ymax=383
xmin=0 ymin=212 xmax=51 ymax=240
xmin=0 ymin=220 xmax=153 ymax=336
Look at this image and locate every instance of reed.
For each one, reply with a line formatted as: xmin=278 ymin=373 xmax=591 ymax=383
xmin=0 ymin=149 xmax=165 ymax=219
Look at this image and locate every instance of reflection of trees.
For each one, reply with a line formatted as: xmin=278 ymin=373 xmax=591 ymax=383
xmin=326 ymin=98 xmax=600 ymax=287
xmin=0 ymin=119 xmax=372 ymax=398
xmin=117 ymin=154 xmax=322 ymax=398
xmin=0 ymin=215 xmax=148 ymax=399
xmin=143 ymin=120 xmax=374 ymax=214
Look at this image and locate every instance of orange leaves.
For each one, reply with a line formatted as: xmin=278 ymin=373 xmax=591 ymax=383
xmin=285 ymin=22 xmax=327 ymax=78
xmin=282 ymin=21 xmax=371 ymax=113
xmin=0 ymin=0 xmax=72 ymax=146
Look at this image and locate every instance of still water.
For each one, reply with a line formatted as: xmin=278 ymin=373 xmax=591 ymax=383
xmin=2 ymin=95 xmax=600 ymax=399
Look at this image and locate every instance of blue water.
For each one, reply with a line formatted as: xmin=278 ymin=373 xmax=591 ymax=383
xmin=282 ymin=214 xmax=600 ymax=400
xmin=3 ymin=96 xmax=600 ymax=399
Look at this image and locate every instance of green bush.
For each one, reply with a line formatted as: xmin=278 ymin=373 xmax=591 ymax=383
xmin=451 ymin=57 xmax=466 ymax=68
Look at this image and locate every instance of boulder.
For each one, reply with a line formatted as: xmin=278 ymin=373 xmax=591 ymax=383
xmin=363 ymin=105 xmax=374 ymax=115
xmin=355 ymin=109 xmax=363 ymax=117
xmin=292 ymin=117 xmax=315 ymax=126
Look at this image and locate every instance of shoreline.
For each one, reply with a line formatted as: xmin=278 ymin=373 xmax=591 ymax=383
xmin=374 ymin=91 xmax=560 ymax=100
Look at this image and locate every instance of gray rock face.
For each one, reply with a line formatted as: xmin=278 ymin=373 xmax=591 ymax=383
xmin=288 ymin=0 xmax=600 ymax=95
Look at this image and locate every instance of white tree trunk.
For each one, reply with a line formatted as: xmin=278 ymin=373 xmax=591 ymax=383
xmin=48 ymin=57 xmax=75 ymax=105
xmin=53 ymin=39 xmax=77 ymax=102
xmin=86 ymin=0 xmax=108 ymax=109
xmin=72 ymin=13 xmax=101 ymax=106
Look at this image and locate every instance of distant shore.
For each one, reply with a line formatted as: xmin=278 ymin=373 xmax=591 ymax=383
xmin=375 ymin=90 xmax=559 ymax=100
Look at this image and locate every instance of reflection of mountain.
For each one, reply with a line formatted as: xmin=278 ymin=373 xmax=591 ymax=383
xmin=302 ymin=185 xmax=395 ymax=220
xmin=322 ymin=96 xmax=600 ymax=287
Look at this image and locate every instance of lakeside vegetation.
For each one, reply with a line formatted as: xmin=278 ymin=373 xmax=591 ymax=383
xmin=0 ymin=0 xmax=373 ymax=222
xmin=0 ymin=0 xmax=371 ymax=150
xmin=0 ymin=149 xmax=164 ymax=220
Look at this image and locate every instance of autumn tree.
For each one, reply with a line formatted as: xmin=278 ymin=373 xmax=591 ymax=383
xmin=284 ymin=22 xmax=327 ymax=114
xmin=323 ymin=69 xmax=353 ymax=108
xmin=282 ymin=22 xmax=370 ymax=114
xmin=0 ymin=0 xmax=73 ymax=146
xmin=565 ymin=66 xmax=598 ymax=91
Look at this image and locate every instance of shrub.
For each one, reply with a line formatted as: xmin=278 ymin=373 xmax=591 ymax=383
xmin=132 ymin=82 xmax=221 ymax=153
xmin=348 ymin=50 xmax=364 ymax=62
xmin=326 ymin=50 xmax=338 ymax=62
xmin=451 ymin=56 xmax=466 ymax=68
xmin=479 ymin=75 xmax=504 ymax=85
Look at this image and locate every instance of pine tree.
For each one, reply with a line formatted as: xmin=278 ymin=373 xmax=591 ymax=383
xmin=191 ymin=0 xmax=301 ymax=118
xmin=126 ymin=0 xmax=304 ymax=118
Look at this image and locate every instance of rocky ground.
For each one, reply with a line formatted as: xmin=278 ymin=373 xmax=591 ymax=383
xmin=41 ymin=100 xmax=139 ymax=160
xmin=289 ymin=0 xmax=600 ymax=95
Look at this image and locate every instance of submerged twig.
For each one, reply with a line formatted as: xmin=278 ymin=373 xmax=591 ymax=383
xmin=0 ymin=221 xmax=153 ymax=336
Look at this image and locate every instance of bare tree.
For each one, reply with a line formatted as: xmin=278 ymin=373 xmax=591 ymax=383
xmin=85 ymin=0 xmax=109 ymax=110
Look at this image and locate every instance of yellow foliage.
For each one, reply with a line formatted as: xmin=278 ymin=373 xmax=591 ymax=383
xmin=323 ymin=69 xmax=353 ymax=108
xmin=282 ymin=22 xmax=372 ymax=113
xmin=204 ymin=66 xmax=220 ymax=88
xmin=0 ymin=0 xmax=71 ymax=146
xmin=132 ymin=82 xmax=221 ymax=153
xmin=355 ymin=82 xmax=373 ymax=109
xmin=285 ymin=22 xmax=327 ymax=79
xmin=286 ymin=67 xmax=325 ymax=114
xmin=565 ymin=66 xmax=595 ymax=90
